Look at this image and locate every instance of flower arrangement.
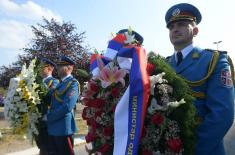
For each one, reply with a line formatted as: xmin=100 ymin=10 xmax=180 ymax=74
xmin=82 ymin=31 xmax=197 ymax=155
xmin=139 ymin=52 xmax=197 ymax=155
xmin=82 ymin=60 xmax=129 ymax=154
xmin=4 ymin=59 xmax=42 ymax=141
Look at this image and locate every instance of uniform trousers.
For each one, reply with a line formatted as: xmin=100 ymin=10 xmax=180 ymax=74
xmin=48 ymin=135 xmax=74 ymax=155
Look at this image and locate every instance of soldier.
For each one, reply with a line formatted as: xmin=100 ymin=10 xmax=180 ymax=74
xmin=37 ymin=58 xmax=59 ymax=155
xmin=47 ymin=56 xmax=80 ymax=155
xmin=165 ymin=3 xmax=234 ymax=155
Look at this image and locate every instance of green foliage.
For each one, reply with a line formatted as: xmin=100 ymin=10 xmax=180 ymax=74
xmin=77 ymin=68 xmax=90 ymax=79
xmin=148 ymin=51 xmax=197 ymax=155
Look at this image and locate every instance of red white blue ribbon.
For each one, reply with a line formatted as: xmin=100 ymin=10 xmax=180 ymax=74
xmin=116 ymin=46 xmax=150 ymax=155
xmin=89 ymin=34 xmax=150 ymax=155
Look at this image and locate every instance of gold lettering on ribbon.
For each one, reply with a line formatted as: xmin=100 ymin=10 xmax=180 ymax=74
xmin=127 ymin=96 xmax=138 ymax=155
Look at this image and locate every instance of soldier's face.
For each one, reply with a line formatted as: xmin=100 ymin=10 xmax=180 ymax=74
xmin=168 ymin=21 xmax=198 ymax=48
xmin=57 ymin=65 xmax=67 ymax=78
xmin=40 ymin=65 xmax=53 ymax=78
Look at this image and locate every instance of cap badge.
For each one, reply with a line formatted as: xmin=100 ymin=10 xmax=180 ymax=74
xmin=172 ymin=8 xmax=180 ymax=16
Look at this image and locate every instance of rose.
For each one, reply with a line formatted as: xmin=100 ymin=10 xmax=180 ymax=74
xmin=87 ymin=118 xmax=100 ymax=129
xmin=151 ymin=113 xmax=164 ymax=126
xmin=142 ymin=149 xmax=153 ymax=155
xmin=95 ymin=110 xmax=103 ymax=117
xmin=166 ymin=138 xmax=182 ymax=153
xmin=103 ymin=127 xmax=113 ymax=137
xmin=82 ymin=107 xmax=89 ymax=120
xmin=82 ymin=98 xmax=92 ymax=107
xmin=89 ymin=80 xmax=99 ymax=92
xmin=85 ymin=132 xmax=97 ymax=143
xmin=97 ymin=144 xmax=112 ymax=154
xmin=146 ymin=63 xmax=155 ymax=75
xmin=92 ymin=98 xmax=105 ymax=108
xmin=111 ymin=88 xmax=120 ymax=98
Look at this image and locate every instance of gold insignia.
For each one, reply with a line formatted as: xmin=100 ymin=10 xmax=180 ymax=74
xmin=192 ymin=52 xmax=199 ymax=58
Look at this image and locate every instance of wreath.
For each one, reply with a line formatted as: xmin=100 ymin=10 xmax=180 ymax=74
xmin=82 ymin=31 xmax=197 ymax=155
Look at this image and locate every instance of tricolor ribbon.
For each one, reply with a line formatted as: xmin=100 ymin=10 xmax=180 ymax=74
xmin=89 ymin=34 xmax=150 ymax=155
xmin=90 ymin=34 xmax=131 ymax=76
xmin=113 ymin=46 xmax=150 ymax=155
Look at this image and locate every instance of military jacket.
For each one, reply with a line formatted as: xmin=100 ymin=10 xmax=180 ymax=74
xmin=168 ymin=47 xmax=234 ymax=155
xmin=47 ymin=76 xmax=79 ymax=136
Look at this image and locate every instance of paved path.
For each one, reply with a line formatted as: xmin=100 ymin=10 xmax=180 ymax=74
xmin=224 ymin=120 xmax=235 ymax=155
xmin=4 ymin=123 xmax=235 ymax=155
xmin=5 ymin=137 xmax=87 ymax=155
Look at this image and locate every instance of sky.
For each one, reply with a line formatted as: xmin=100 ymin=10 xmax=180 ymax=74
xmin=0 ymin=0 xmax=234 ymax=66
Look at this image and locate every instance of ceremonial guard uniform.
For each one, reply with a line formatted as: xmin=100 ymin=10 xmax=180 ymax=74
xmin=37 ymin=58 xmax=59 ymax=155
xmin=47 ymin=56 xmax=79 ymax=155
xmin=165 ymin=3 xmax=234 ymax=155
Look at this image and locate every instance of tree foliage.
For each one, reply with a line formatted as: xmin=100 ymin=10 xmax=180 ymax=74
xmin=0 ymin=18 xmax=91 ymax=88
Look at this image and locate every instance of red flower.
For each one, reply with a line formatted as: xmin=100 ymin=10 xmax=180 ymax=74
xmin=82 ymin=98 xmax=92 ymax=107
xmin=95 ymin=110 xmax=103 ymax=117
xmin=166 ymin=138 xmax=182 ymax=153
xmin=146 ymin=63 xmax=155 ymax=75
xmin=92 ymin=98 xmax=105 ymax=108
xmin=142 ymin=149 xmax=153 ymax=155
xmin=103 ymin=127 xmax=113 ymax=137
xmin=151 ymin=113 xmax=164 ymax=126
xmin=87 ymin=118 xmax=100 ymax=130
xmin=82 ymin=107 xmax=89 ymax=120
xmin=97 ymin=144 xmax=112 ymax=154
xmin=85 ymin=132 xmax=97 ymax=143
xmin=111 ymin=88 xmax=120 ymax=98
xmin=89 ymin=80 xmax=99 ymax=92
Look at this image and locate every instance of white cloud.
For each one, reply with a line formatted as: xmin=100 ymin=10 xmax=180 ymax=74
xmin=0 ymin=0 xmax=63 ymax=66
xmin=0 ymin=20 xmax=33 ymax=49
xmin=0 ymin=0 xmax=62 ymax=21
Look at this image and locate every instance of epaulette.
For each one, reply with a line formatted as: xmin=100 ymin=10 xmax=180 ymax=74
xmin=205 ymin=49 xmax=234 ymax=84
xmin=165 ymin=56 xmax=172 ymax=63
xmin=72 ymin=78 xmax=81 ymax=94
xmin=186 ymin=49 xmax=220 ymax=87
xmin=166 ymin=56 xmax=171 ymax=60
xmin=205 ymin=49 xmax=227 ymax=54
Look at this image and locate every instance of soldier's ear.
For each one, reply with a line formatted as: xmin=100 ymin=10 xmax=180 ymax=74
xmin=193 ymin=27 xmax=198 ymax=36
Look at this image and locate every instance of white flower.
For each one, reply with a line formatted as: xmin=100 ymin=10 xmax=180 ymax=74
xmin=168 ymin=98 xmax=186 ymax=108
xmin=148 ymin=97 xmax=167 ymax=114
xmin=5 ymin=59 xmax=42 ymax=140
xmin=150 ymin=72 xmax=168 ymax=95
xmin=124 ymin=32 xmax=135 ymax=44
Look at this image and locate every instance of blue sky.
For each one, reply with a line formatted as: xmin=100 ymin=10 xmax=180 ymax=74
xmin=0 ymin=0 xmax=234 ymax=66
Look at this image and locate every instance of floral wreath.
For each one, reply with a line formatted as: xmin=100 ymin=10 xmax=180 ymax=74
xmin=4 ymin=59 xmax=49 ymax=142
xmin=82 ymin=30 xmax=197 ymax=155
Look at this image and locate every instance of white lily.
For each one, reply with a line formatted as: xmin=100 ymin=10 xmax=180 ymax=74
xmin=168 ymin=98 xmax=186 ymax=108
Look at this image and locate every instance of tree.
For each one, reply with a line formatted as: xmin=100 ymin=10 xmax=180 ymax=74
xmin=0 ymin=18 xmax=90 ymax=88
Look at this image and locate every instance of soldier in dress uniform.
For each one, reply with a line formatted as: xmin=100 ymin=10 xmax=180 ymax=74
xmin=47 ymin=56 xmax=80 ymax=155
xmin=165 ymin=3 xmax=234 ymax=155
xmin=37 ymin=58 xmax=59 ymax=155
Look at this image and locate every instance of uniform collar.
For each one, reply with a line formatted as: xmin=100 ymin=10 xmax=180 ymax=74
xmin=61 ymin=74 xmax=72 ymax=82
xmin=174 ymin=44 xmax=194 ymax=61
xmin=43 ymin=75 xmax=52 ymax=83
